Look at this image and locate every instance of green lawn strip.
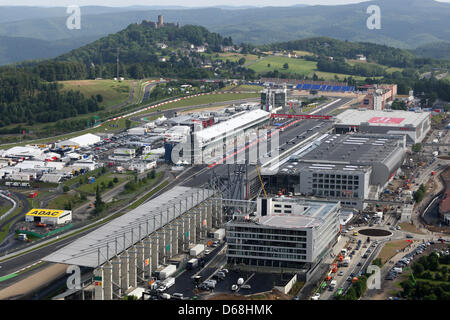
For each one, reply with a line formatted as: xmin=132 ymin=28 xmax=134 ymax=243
xmin=0 ymin=178 xmax=169 ymax=264
xmin=0 ymin=273 xmax=19 ymax=282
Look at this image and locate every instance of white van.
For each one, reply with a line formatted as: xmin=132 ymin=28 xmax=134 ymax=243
xmin=393 ymin=267 xmax=403 ymax=273
xmin=160 ymin=293 xmax=171 ymax=300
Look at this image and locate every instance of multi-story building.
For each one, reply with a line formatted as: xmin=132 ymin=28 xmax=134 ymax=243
xmin=262 ymin=133 xmax=406 ymax=210
xmin=226 ymin=197 xmax=340 ymax=270
xmin=358 ymin=84 xmax=397 ymax=110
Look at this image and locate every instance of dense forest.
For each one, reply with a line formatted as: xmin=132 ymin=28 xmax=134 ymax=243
xmin=31 ymin=23 xmax=232 ymax=81
xmin=0 ymin=70 xmax=101 ymax=128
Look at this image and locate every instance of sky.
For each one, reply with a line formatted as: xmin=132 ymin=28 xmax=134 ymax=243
xmin=0 ymin=0 xmax=448 ymax=7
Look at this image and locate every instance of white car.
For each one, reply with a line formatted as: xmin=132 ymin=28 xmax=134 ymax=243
xmin=348 ymin=226 xmax=355 ymax=231
xmin=310 ymin=293 xmax=320 ymax=300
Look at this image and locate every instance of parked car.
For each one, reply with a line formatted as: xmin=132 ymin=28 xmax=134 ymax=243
xmin=310 ymin=293 xmax=321 ymax=300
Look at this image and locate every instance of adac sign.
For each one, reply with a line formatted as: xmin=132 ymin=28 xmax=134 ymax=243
xmin=26 ymin=209 xmax=65 ymax=218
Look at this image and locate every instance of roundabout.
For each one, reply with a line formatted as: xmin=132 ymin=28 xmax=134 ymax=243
xmin=358 ymin=228 xmax=392 ymax=237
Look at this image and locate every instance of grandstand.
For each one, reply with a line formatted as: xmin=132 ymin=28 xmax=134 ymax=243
xmin=295 ymin=83 xmax=355 ymax=92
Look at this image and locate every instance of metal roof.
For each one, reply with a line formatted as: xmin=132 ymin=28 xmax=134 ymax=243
xmin=335 ymin=109 xmax=430 ymax=127
xmin=43 ymin=186 xmax=214 ymax=268
xmin=194 ymin=109 xmax=270 ymax=144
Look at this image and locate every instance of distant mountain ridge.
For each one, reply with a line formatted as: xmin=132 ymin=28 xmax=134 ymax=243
xmin=0 ymin=0 xmax=448 ymax=65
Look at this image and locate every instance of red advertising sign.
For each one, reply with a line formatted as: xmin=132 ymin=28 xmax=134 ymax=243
xmin=368 ymin=117 xmax=405 ymax=124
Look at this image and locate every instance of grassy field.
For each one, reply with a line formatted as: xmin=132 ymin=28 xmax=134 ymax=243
xmin=248 ymin=56 xmax=317 ymax=75
xmin=205 ymin=52 xmax=259 ymax=63
xmin=0 ymin=204 xmax=12 ymax=216
xmin=47 ymin=192 xmax=82 ymax=210
xmin=347 ymin=59 xmax=403 ymax=74
xmin=224 ymin=84 xmax=263 ymax=92
xmin=399 ymin=222 xmax=425 ymax=234
xmin=59 ymin=80 xmax=132 ymax=109
xmin=376 ymin=240 xmax=412 ymax=265
xmin=76 ymin=173 xmax=128 ymax=195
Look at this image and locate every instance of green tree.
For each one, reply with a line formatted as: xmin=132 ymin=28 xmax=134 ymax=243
xmin=113 ymin=177 xmax=119 ymax=183
xmin=412 ymin=143 xmax=422 ymax=153
xmin=94 ymin=185 xmax=105 ymax=214
xmin=63 ymin=185 xmax=70 ymax=193
xmin=125 ymin=119 xmax=132 ymax=129
xmin=108 ymin=180 xmax=114 ymax=188
xmin=283 ymin=63 xmax=289 ymax=69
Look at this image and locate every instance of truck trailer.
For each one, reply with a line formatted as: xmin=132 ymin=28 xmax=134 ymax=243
xmin=159 ymin=264 xmax=176 ymax=280
xmin=190 ymin=244 xmax=205 ymax=257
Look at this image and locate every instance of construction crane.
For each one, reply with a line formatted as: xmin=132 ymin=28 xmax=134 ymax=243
xmin=255 ymin=162 xmax=267 ymax=198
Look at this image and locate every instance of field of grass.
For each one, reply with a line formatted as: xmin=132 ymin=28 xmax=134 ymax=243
xmin=248 ymin=56 xmax=317 ymax=75
xmin=59 ymin=80 xmax=132 ymax=109
xmin=76 ymin=173 xmax=128 ymax=195
xmin=47 ymin=193 xmax=82 ymax=210
xmin=224 ymin=84 xmax=263 ymax=92
xmin=0 ymin=204 xmax=12 ymax=216
xmin=206 ymin=53 xmax=259 ymax=63
xmin=293 ymin=50 xmax=314 ymax=57
xmin=376 ymin=240 xmax=412 ymax=265
xmin=312 ymin=71 xmax=380 ymax=81
xmin=399 ymin=222 xmax=425 ymax=234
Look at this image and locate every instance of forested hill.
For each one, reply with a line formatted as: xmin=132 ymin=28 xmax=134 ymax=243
xmin=32 ymin=22 xmax=233 ymax=82
xmin=264 ymin=37 xmax=432 ymax=69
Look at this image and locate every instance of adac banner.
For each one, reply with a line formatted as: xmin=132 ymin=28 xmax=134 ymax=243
xmin=26 ymin=209 xmax=68 ymax=218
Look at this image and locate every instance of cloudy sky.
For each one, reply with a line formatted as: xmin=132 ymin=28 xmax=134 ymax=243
xmin=0 ymin=0 xmax=448 ymax=7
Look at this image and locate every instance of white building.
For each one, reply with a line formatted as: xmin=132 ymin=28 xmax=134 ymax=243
xmin=57 ymin=133 xmax=101 ymax=148
xmin=128 ymin=127 xmax=148 ymax=136
xmin=226 ymin=197 xmax=340 ymax=269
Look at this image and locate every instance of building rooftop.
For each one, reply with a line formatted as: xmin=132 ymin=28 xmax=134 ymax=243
xmin=276 ymin=133 xmax=404 ymax=174
xmin=335 ymin=109 xmax=430 ymax=127
xmin=194 ymin=109 xmax=270 ymax=144
xmin=251 ymin=198 xmax=339 ymax=229
xmin=43 ymin=186 xmax=214 ymax=268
